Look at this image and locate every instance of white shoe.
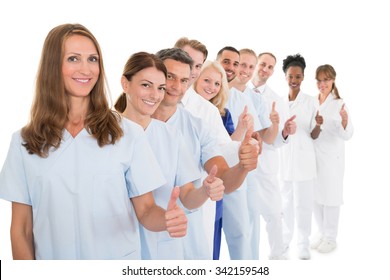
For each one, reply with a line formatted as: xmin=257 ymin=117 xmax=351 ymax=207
xmin=310 ymin=233 xmax=324 ymax=249
xmin=317 ymin=240 xmax=337 ymax=253
xmin=269 ymin=255 xmax=288 ymax=260
xmin=298 ymin=248 xmax=311 ymax=260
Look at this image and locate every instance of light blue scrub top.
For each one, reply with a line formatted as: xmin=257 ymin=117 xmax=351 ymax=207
xmin=167 ymin=107 xmax=222 ymax=259
xmin=139 ymin=119 xmax=201 ymax=260
xmin=0 ymin=118 xmax=166 ymax=260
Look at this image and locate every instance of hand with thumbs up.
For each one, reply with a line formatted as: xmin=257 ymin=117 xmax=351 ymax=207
xmin=202 ymin=165 xmax=224 ymax=201
xmin=238 ymin=127 xmax=259 ymax=171
xmin=238 ymin=105 xmax=254 ymax=131
xmin=270 ymin=101 xmax=280 ymax=125
xmin=165 ymin=187 xmax=188 ymax=238
xmin=232 ymin=106 xmax=254 ymax=141
xmin=340 ymin=103 xmax=348 ymax=129
xmin=282 ymin=115 xmax=297 ymax=139
xmin=315 ymin=110 xmax=323 ymax=127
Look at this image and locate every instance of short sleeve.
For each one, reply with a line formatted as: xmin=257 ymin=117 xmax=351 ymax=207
xmin=125 ymin=131 xmax=166 ymax=198
xmin=0 ymin=132 xmax=31 ymax=205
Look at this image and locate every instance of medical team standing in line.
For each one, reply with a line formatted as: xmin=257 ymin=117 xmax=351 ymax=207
xmin=0 ymin=23 xmax=353 ymax=260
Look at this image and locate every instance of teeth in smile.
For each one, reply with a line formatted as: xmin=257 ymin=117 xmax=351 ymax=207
xmin=143 ymin=100 xmax=157 ymax=106
xmin=75 ymin=79 xmax=90 ymax=83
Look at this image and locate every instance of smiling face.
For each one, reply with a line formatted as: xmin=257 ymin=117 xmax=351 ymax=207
xmin=62 ymin=35 xmax=99 ymax=98
xmin=254 ymin=53 xmax=276 ymax=85
xmin=122 ymin=66 xmax=166 ymax=117
xmin=161 ymin=58 xmax=191 ymax=107
xmin=285 ymin=65 xmax=304 ymax=92
xmin=195 ymin=66 xmax=222 ymax=101
xmin=316 ymin=72 xmax=334 ymax=95
xmin=217 ymin=50 xmax=240 ymax=82
xmin=237 ymin=52 xmax=257 ymax=84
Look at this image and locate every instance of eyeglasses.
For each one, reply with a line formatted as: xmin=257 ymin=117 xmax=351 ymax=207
xmin=316 ymin=78 xmax=332 ymax=84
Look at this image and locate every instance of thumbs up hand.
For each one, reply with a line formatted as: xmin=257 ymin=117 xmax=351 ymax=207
xmin=269 ymin=101 xmax=280 ymax=125
xmin=282 ymin=115 xmax=297 ymax=138
xmin=202 ymin=165 xmax=224 ymax=201
xmin=340 ymin=103 xmax=348 ymax=129
xmin=165 ymin=187 xmax=188 ymax=238
xmin=315 ymin=110 xmax=323 ymax=127
xmin=238 ymin=127 xmax=259 ymax=171
xmin=238 ymin=106 xmax=254 ymax=131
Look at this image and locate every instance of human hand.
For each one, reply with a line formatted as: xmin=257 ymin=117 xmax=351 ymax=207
xmin=238 ymin=106 xmax=254 ymax=131
xmin=282 ymin=115 xmax=297 ymax=138
xmin=315 ymin=110 xmax=323 ymax=127
xmin=238 ymin=128 xmax=259 ymax=171
xmin=166 ymin=187 xmax=188 ymax=238
xmin=269 ymin=102 xmax=280 ymax=125
xmin=340 ymin=104 xmax=348 ymax=128
xmin=203 ymin=165 xmax=224 ymax=201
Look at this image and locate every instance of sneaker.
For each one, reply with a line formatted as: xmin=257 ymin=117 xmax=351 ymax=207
xmin=310 ymin=233 xmax=323 ymax=250
xmin=269 ymin=255 xmax=288 ymax=260
xmin=317 ymin=240 xmax=337 ymax=253
xmin=298 ymin=248 xmax=311 ymax=260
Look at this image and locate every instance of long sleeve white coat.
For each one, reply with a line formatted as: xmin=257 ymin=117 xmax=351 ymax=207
xmin=314 ymin=94 xmax=354 ymax=206
xmin=280 ymin=92 xmax=318 ymax=182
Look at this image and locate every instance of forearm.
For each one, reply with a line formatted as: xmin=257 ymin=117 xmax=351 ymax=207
xmin=11 ymin=231 xmax=35 ymax=260
xmin=220 ymin=164 xmax=248 ymax=194
xmin=180 ymin=184 xmax=208 ymax=210
xmin=131 ymin=194 xmax=166 ymax=232
xmin=11 ymin=202 xmax=35 ymax=260
xmin=230 ymin=125 xmax=246 ymax=141
xmin=137 ymin=204 xmax=167 ymax=232
xmin=311 ymin=125 xmax=321 ymax=139
xmin=259 ymin=124 xmax=278 ymax=144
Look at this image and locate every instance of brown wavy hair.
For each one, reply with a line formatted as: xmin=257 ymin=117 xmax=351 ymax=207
xmin=21 ymin=23 xmax=123 ymax=157
xmin=114 ymin=52 xmax=167 ymax=113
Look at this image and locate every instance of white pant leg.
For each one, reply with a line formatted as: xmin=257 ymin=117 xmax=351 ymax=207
xmin=222 ymin=185 xmax=252 ymax=260
xmin=294 ymin=180 xmax=314 ymax=250
xmin=323 ymin=205 xmax=340 ymax=242
xmin=246 ymin=183 xmax=261 ymax=259
xmin=281 ymin=181 xmax=294 ymax=248
xmin=313 ymin=201 xmax=324 ymax=235
xmin=246 ymin=169 xmax=263 ymax=260
xmin=257 ymin=172 xmax=284 ymax=259
xmin=262 ymin=212 xmax=284 ymax=258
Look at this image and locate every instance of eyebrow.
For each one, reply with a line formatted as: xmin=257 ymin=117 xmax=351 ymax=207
xmin=141 ymin=79 xmax=166 ymax=87
xmin=65 ymin=52 xmax=99 ymax=56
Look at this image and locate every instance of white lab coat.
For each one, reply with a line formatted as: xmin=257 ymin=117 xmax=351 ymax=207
xmin=314 ymin=94 xmax=354 ymax=206
xmin=280 ymin=92 xmax=318 ymax=182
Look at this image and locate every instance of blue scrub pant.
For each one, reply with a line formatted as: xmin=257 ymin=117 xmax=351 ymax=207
xmin=213 ymin=200 xmax=223 ymax=260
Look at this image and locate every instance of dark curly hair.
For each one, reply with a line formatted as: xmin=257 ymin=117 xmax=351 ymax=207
xmin=282 ymin=53 xmax=306 ymax=74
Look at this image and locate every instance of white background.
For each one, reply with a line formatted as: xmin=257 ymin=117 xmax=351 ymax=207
xmin=0 ymin=0 xmax=389 ymax=278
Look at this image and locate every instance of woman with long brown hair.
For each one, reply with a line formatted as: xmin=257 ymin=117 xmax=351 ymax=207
xmin=0 ymin=23 xmax=187 ymax=260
